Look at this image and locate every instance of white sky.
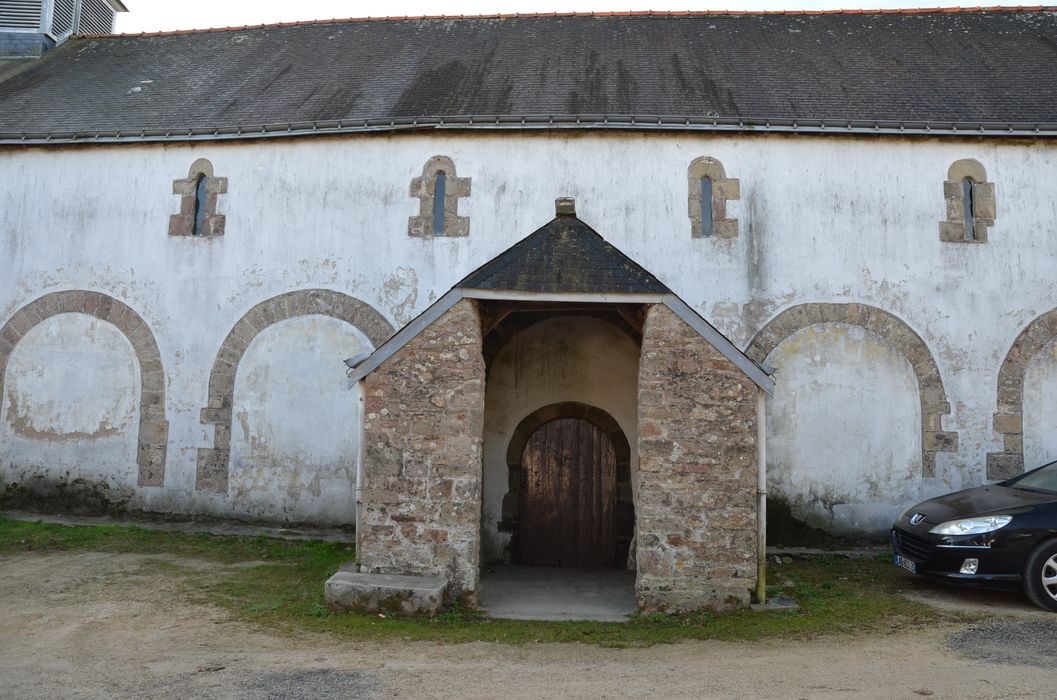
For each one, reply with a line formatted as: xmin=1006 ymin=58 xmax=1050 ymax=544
xmin=114 ymin=0 xmax=1029 ymax=32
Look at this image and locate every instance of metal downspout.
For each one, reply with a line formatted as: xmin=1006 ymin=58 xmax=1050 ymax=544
xmin=355 ymin=381 xmax=366 ymax=570
xmin=756 ymin=388 xmax=768 ymax=604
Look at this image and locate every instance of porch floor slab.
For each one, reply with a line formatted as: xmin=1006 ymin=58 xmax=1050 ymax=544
xmin=479 ymin=565 xmax=636 ymax=622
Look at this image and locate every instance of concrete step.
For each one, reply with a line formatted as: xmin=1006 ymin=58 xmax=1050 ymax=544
xmin=325 ymin=570 xmax=447 ymax=616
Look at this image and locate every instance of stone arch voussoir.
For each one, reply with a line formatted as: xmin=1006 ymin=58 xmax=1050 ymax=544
xmin=987 ymin=308 xmax=1057 ymax=479
xmin=0 ymin=290 xmax=168 ymax=486
xmin=196 ymin=289 xmax=395 ymax=492
xmin=746 ymin=302 xmax=956 ymax=478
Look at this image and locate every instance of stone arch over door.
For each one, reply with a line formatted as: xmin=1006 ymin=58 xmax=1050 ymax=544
xmin=745 ymin=303 xmax=957 ymax=477
xmin=988 ymin=308 xmax=1057 ymax=479
xmin=0 ymin=290 xmax=168 ymax=486
xmin=196 ymin=289 xmax=394 ymax=492
xmin=502 ymin=402 xmax=634 ymax=566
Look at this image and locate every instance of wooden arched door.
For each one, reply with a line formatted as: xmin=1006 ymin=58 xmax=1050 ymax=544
xmin=518 ymin=417 xmax=617 ymax=567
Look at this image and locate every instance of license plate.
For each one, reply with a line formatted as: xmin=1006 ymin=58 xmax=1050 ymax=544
xmin=894 ymin=554 xmax=917 ymax=574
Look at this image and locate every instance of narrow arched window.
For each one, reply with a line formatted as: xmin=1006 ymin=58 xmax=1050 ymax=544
xmin=962 ymin=177 xmax=975 ymax=241
xmin=940 ymin=159 xmax=993 ymax=244
xmin=191 ymin=174 xmax=208 ymax=236
xmin=688 ymin=156 xmax=739 ymax=239
xmin=700 ymin=176 xmax=714 ymax=237
xmin=432 ymin=171 xmax=447 ymax=236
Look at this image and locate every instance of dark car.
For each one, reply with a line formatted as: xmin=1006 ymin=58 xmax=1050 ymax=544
xmin=891 ymin=460 xmax=1057 ymax=612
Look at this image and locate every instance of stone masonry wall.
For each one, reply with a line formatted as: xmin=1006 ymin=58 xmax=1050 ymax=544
xmin=637 ymin=304 xmax=759 ymax=612
xmin=359 ymin=299 xmax=485 ymax=603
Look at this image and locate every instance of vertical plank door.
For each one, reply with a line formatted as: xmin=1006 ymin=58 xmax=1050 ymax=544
xmin=518 ymin=418 xmax=617 ymax=567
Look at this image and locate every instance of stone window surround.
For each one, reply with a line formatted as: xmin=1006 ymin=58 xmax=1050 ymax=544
xmin=195 ymin=289 xmax=394 ymax=493
xmin=988 ymin=307 xmax=1057 ymax=480
xmin=0 ymin=290 xmax=169 ymax=487
xmin=745 ymin=302 xmax=958 ymax=478
xmin=169 ymin=157 xmax=227 ymax=237
xmin=500 ymin=401 xmax=634 ymax=564
xmin=688 ymin=156 xmax=739 ymax=239
xmin=408 ymin=155 xmax=471 ymax=238
xmin=939 ymin=158 xmax=996 ymax=243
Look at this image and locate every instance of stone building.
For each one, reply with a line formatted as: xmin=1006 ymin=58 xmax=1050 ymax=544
xmin=2 ymin=8 xmax=1057 ymax=611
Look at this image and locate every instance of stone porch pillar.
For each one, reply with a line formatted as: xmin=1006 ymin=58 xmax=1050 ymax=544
xmin=358 ymin=299 xmax=485 ymax=604
xmin=636 ymin=304 xmax=759 ymax=611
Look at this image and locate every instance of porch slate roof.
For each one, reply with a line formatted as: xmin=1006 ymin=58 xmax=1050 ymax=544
xmin=458 ymin=214 xmax=671 ymax=295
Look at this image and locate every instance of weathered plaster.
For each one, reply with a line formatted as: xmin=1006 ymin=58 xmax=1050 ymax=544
xmin=765 ymin=324 xmax=923 ymax=534
xmin=0 ymin=291 xmax=167 ymax=487
xmin=747 ymin=302 xmax=957 ymax=479
xmin=1 ymin=314 xmax=140 ymax=502
xmin=1023 ymin=340 xmax=1057 ymax=470
xmin=991 ymin=305 xmax=1057 ymax=479
xmin=2 ymin=132 xmax=1057 ymax=528
xmin=226 ymin=315 xmax=371 ymax=525
xmin=197 ymin=289 xmax=392 ymax=493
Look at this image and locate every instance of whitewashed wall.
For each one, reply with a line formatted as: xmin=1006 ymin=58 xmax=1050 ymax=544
xmin=1 ymin=132 xmax=1056 ymax=530
xmin=0 ymin=314 xmax=140 ymax=507
xmin=766 ymin=324 xmax=923 ymax=534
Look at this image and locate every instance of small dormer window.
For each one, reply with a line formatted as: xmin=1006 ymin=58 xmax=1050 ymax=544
xmin=432 ymin=171 xmax=447 ymax=236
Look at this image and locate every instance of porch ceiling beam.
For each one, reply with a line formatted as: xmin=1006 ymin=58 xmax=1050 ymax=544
xmin=460 ymin=289 xmax=667 ymax=304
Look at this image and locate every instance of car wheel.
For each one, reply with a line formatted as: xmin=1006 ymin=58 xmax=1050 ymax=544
xmin=1023 ymin=539 xmax=1057 ymax=612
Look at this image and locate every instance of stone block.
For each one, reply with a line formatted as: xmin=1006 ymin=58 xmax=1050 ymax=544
xmin=923 ymin=430 xmax=957 ymax=452
xmin=325 ymin=571 xmax=447 ymax=616
xmin=993 ymin=412 xmax=1022 ymax=434
xmin=987 ymin=452 xmax=1023 ymax=480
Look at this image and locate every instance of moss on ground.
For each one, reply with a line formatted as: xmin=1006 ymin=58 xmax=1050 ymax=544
xmin=0 ymin=517 xmax=953 ymax=647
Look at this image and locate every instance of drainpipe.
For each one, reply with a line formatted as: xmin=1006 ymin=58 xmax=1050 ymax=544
xmin=755 ymin=388 xmax=768 ymax=604
xmin=355 ymin=382 xmax=366 ymax=571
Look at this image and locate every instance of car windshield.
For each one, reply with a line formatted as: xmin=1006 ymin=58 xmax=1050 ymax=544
xmin=1007 ymin=460 xmax=1057 ymax=494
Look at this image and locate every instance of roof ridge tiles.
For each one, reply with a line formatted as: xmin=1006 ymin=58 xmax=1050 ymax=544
xmin=74 ymin=5 xmax=1057 ymax=40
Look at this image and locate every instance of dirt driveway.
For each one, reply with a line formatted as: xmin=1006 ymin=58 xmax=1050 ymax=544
xmin=1 ymin=551 xmax=1055 ymax=699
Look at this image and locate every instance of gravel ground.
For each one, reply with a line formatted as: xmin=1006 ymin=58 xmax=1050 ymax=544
xmin=949 ymin=619 xmax=1057 ymax=669
xmin=2 ymin=551 xmax=1057 ymax=699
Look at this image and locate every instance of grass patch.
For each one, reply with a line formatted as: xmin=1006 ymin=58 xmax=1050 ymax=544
xmin=0 ymin=517 xmax=953 ymax=647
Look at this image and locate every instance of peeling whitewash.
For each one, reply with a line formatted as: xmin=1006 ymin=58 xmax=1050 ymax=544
xmin=1 ymin=132 xmax=1057 ymax=531
xmin=1 ymin=314 xmax=139 ymax=498
xmin=766 ymin=324 xmax=922 ymax=534
xmin=1023 ymin=340 xmax=1057 ymax=471
xmin=226 ymin=316 xmax=369 ymax=525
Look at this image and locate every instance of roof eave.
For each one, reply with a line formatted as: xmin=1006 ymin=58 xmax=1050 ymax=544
xmin=3 ymin=115 xmax=1057 ymax=146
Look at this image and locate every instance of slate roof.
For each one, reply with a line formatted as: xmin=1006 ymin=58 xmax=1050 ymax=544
xmin=2 ymin=8 xmax=1057 ymax=143
xmin=459 ymin=213 xmax=670 ymax=294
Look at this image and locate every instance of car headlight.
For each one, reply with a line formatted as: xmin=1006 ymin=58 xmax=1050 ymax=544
xmin=929 ymin=515 xmax=1013 ymax=535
